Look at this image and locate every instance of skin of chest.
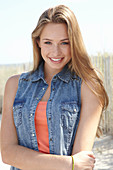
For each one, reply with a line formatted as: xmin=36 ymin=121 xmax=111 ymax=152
xmin=41 ymin=84 xmax=51 ymax=101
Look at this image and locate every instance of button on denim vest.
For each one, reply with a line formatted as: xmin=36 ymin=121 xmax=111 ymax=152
xmin=11 ymin=62 xmax=82 ymax=170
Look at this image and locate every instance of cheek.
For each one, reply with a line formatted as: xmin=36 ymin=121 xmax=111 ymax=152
xmin=64 ymin=47 xmax=71 ymax=56
xmin=40 ymin=47 xmax=49 ymax=56
xmin=67 ymin=46 xmax=71 ymax=57
xmin=66 ymin=48 xmax=72 ymax=61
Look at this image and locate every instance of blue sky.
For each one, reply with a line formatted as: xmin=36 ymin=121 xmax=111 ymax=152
xmin=0 ymin=0 xmax=113 ymax=64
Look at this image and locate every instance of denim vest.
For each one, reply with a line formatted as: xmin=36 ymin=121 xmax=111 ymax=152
xmin=11 ymin=62 xmax=82 ymax=170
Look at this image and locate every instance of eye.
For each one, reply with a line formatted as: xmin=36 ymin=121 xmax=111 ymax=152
xmin=61 ymin=42 xmax=69 ymax=45
xmin=44 ymin=41 xmax=52 ymax=45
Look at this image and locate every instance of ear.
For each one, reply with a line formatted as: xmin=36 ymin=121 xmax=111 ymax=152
xmin=36 ymin=38 xmax=41 ymax=48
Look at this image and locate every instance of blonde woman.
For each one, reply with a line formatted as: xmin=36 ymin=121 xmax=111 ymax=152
xmin=1 ymin=5 xmax=108 ymax=170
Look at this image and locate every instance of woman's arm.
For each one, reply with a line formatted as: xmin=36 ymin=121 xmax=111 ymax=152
xmin=71 ymin=81 xmax=102 ymax=168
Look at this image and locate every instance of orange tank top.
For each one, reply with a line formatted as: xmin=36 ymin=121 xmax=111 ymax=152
xmin=35 ymin=101 xmax=50 ymax=153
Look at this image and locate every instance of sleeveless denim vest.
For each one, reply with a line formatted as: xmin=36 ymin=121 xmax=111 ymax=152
xmin=11 ymin=62 xmax=82 ymax=170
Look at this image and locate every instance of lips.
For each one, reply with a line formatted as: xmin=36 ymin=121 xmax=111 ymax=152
xmin=49 ymin=57 xmax=64 ymax=63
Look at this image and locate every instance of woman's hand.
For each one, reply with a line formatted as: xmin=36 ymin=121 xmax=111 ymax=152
xmin=73 ymin=151 xmax=95 ymax=170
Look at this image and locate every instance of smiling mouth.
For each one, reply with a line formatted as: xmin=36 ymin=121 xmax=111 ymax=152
xmin=50 ymin=57 xmax=64 ymax=62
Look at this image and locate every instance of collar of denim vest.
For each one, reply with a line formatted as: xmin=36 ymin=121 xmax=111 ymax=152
xmin=21 ymin=62 xmax=79 ymax=83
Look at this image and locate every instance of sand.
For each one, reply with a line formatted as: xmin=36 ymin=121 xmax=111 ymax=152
xmin=93 ymin=135 xmax=113 ymax=170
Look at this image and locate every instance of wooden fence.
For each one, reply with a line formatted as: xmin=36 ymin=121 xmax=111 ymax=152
xmin=90 ymin=55 xmax=113 ymax=135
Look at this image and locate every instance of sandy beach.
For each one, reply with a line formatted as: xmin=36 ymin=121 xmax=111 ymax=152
xmin=0 ymin=114 xmax=113 ymax=170
xmin=93 ymin=135 xmax=113 ymax=169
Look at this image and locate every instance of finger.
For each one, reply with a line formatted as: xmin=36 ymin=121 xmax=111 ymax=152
xmin=88 ymin=154 xmax=95 ymax=159
xmin=81 ymin=151 xmax=95 ymax=159
xmin=89 ymin=157 xmax=96 ymax=168
xmin=88 ymin=152 xmax=95 ymax=159
xmin=89 ymin=156 xmax=96 ymax=163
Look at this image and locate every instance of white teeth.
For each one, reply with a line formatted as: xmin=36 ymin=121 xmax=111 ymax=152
xmin=51 ymin=58 xmax=62 ymax=61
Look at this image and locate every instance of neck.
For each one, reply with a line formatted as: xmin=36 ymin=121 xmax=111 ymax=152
xmin=44 ymin=63 xmax=62 ymax=84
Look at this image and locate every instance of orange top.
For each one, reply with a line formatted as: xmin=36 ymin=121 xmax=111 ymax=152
xmin=35 ymin=101 xmax=50 ymax=153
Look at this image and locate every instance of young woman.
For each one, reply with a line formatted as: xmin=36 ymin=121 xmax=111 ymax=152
xmin=1 ymin=5 xmax=108 ymax=170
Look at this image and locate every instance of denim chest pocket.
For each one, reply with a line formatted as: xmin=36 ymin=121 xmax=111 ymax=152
xmin=61 ymin=102 xmax=80 ymax=152
xmin=13 ymin=101 xmax=25 ymax=127
xmin=61 ymin=102 xmax=80 ymax=130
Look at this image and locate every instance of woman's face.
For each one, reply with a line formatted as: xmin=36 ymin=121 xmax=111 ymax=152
xmin=38 ymin=23 xmax=71 ymax=73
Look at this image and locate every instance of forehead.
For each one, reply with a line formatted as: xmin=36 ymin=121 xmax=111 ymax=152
xmin=40 ymin=23 xmax=68 ymax=39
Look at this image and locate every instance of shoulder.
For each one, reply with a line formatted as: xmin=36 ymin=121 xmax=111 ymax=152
xmin=81 ymin=81 xmax=96 ymax=99
xmin=4 ymin=75 xmax=20 ymax=101
xmin=6 ymin=71 xmax=32 ymax=86
xmin=6 ymin=74 xmax=20 ymax=89
xmin=81 ymin=80 xmax=102 ymax=110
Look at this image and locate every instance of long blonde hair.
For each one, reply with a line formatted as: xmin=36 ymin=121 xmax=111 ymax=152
xmin=32 ymin=5 xmax=109 ymax=135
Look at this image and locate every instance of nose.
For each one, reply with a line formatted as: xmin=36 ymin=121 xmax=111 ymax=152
xmin=52 ymin=44 xmax=61 ymax=56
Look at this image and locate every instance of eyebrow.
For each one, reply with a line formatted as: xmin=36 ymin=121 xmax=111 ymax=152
xmin=42 ymin=38 xmax=69 ymax=41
